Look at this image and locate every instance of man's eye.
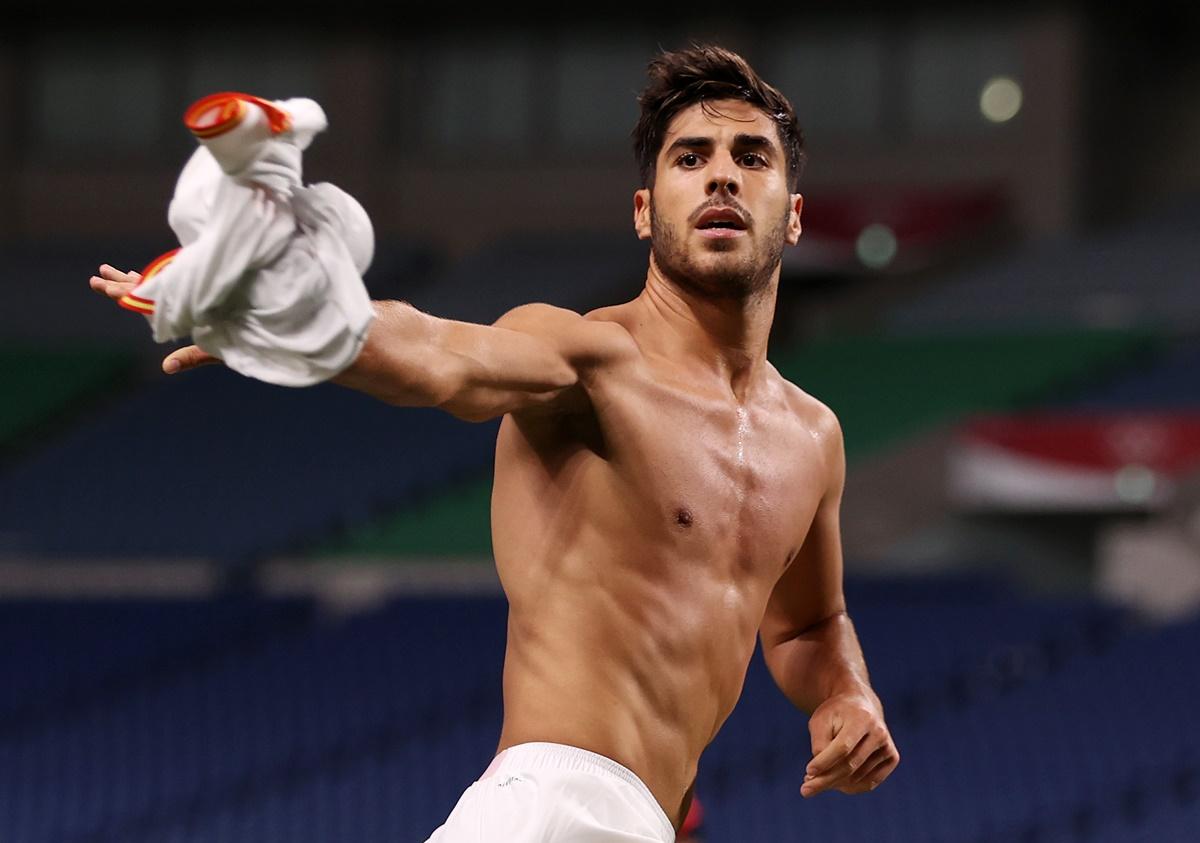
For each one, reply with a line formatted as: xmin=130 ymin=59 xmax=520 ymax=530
xmin=740 ymin=153 xmax=766 ymax=167
xmin=678 ymin=153 xmax=701 ymax=167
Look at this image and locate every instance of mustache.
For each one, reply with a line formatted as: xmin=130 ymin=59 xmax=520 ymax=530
xmin=688 ymin=196 xmax=753 ymax=228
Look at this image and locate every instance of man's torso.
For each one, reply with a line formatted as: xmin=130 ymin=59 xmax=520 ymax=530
xmin=489 ymin=302 xmax=834 ymax=825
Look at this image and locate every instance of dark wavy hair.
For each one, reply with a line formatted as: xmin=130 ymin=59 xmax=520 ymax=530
xmin=633 ymin=44 xmax=806 ymax=192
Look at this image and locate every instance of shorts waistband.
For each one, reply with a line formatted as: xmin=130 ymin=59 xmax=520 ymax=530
xmin=481 ymin=742 xmax=675 ymax=841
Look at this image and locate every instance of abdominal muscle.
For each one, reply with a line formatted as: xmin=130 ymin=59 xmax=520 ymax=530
xmin=485 ymin=371 xmax=804 ymax=828
xmin=493 ymin=540 xmax=767 ymax=828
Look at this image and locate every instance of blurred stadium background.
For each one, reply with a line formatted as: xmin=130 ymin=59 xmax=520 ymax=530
xmin=2 ymin=4 xmax=1200 ymax=841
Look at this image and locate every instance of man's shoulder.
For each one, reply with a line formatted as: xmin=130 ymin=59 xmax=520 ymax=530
xmin=772 ymin=368 xmax=842 ymax=441
xmin=495 ymin=302 xmax=640 ymax=367
xmin=577 ymin=305 xmax=642 ymax=366
xmin=771 ymin=372 xmax=846 ymax=484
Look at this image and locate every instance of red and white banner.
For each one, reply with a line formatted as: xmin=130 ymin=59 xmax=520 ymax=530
xmin=949 ymin=413 xmax=1200 ymax=511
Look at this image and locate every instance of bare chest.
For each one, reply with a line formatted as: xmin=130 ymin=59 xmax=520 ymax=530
xmin=595 ymin=376 xmax=826 ymax=577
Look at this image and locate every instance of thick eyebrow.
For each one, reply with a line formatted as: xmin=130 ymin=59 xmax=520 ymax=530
xmin=732 ymin=134 xmax=777 ymax=154
xmin=664 ymin=136 xmax=714 ymax=156
xmin=664 ymin=133 xmax=778 ymax=157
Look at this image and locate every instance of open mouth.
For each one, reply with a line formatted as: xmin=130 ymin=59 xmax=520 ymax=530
xmin=695 ymin=207 xmax=748 ymax=237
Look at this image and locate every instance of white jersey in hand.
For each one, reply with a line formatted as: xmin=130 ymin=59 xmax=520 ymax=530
xmin=121 ymin=95 xmax=376 ymax=387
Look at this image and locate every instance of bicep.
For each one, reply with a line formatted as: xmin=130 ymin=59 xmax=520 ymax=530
xmin=436 ymin=304 xmax=634 ymax=421
xmin=336 ymin=301 xmax=579 ymax=415
xmin=490 ymin=303 xmax=634 ymax=369
xmin=760 ymin=411 xmax=847 ymax=649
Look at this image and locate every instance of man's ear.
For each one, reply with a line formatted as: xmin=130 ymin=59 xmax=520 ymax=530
xmin=785 ymin=193 xmax=804 ymax=245
xmin=634 ymin=188 xmax=652 ymax=241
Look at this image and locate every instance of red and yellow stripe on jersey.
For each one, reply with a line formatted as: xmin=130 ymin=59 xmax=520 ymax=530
xmin=183 ymin=92 xmax=292 ymax=139
xmin=118 ymin=248 xmax=180 ymax=316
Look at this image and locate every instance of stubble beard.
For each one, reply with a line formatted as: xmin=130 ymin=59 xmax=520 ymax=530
xmin=650 ymin=201 xmax=789 ymax=302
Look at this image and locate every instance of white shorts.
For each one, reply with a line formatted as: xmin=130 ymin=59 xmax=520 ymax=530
xmin=424 ymin=742 xmax=677 ymax=842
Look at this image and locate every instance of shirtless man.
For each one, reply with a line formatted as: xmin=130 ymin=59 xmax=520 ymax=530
xmin=91 ymin=44 xmax=899 ymax=842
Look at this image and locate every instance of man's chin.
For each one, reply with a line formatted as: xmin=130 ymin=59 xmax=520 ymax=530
xmin=693 ymin=231 xmax=747 ymax=251
xmin=689 ymin=249 xmax=754 ymax=277
xmin=679 ymin=263 xmax=767 ymax=300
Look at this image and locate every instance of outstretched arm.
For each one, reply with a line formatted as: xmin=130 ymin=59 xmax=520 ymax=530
xmin=90 ymin=264 xmax=634 ymax=421
xmin=759 ymin=410 xmax=900 ymax=798
xmin=331 ymin=298 xmax=633 ymax=420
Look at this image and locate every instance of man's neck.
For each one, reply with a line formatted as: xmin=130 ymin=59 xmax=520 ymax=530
xmin=637 ymin=257 xmax=778 ymax=402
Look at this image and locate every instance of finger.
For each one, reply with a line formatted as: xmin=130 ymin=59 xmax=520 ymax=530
xmin=807 ymin=726 xmax=867 ymax=778
xmin=803 ymin=737 xmax=871 ymax=798
xmin=98 ymin=264 xmax=142 ymax=284
xmin=835 ymin=777 xmax=877 ymax=795
xmin=802 ymin=759 xmax=857 ymax=797
xmin=89 ymin=276 xmax=137 ymax=301
xmin=805 ymin=737 xmax=884 ymax=795
xmin=836 ymin=758 xmax=889 ymax=794
xmin=839 ymin=747 xmax=900 ymax=794
xmin=808 ymin=708 xmax=837 ymax=760
xmin=163 ymin=345 xmax=220 ymax=374
xmin=801 ymin=769 xmax=839 ymax=798
xmin=841 ymin=734 xmax=883 ymax=778
xmin=841 ymin=761 xmax=898 ymax=795
xmin=845 ymin=744 xmax=892 ymax=785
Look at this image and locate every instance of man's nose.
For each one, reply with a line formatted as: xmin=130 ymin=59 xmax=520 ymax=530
xmin=706 ymin=160 xmax=740 ymax=197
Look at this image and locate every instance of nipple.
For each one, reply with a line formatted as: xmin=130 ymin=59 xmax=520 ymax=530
xmin=675 ymin=508 xmax=694 ymax=527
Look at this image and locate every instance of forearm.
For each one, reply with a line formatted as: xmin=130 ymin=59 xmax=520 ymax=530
xmin=765 ymin=610 xmax=879 ymax=716
xmin=332 ymin=300 xmax=575 ymax=418
xmin=333 ymin=300 xmax=448 ymax=405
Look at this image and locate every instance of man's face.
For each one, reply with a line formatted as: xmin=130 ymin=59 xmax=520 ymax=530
xmin=634 ymin=98 xmax=803 ymax=301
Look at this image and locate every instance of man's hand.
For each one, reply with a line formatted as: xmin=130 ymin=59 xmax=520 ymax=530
xmin=89 ymin=264 xmax=141 ymax=301
xmin=160 ymin=345 xmax=221 ymax=374
xmin=88 ymin=264 xmax=222 ymax=375
xmin=801 ymin=691 xmax=899 ymax=798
